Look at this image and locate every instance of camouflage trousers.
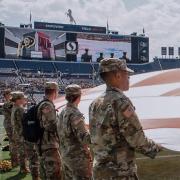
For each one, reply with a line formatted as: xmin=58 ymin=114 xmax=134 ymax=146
xmin=13 ymin=135 xmax=28 ymax=171
xmin=72 ymin=176 xmax=92 ymax=180
xmin=62 ymin=157 xmax=92 ymax=180
xmin=4 ymin=126 xmax=18 ymax=166
xmin=93 ymin=166 xmax=139 ymax=180
xmin=25 ymin=141 xmax=40 ymax=179
xmin=93 ymin=175 xmax=138 ymax=180
xmin=40 ymin=148 xmax=62 ymax=180
xmin=62 ymin=163 xmax=92 ymax=180
xmin=62 ymin=162 xmax=73 ymax=180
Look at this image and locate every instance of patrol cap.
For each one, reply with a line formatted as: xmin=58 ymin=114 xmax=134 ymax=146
xmin=45 ymin=82 xmax=59 ymax=90
xmin=99 ymin=58 xmax=134 ymax=74
xmin=65 ymin=84 xmax=81 ymax=96
xmin=11 ymin=91 xmax=27 ymax=102
xmin=3 ymin=89 xmax=11 ymax=96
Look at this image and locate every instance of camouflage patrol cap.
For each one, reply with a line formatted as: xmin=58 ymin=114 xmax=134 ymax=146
xmin=45 ymin=82 xmax=59 ymax=90
xmin=11 ymin=91 xmax=27 ymax=102
xmin=65 ymin=84 xmax=81 ymax=96
xmin=99 ymin=58 xmax=134 ymax=74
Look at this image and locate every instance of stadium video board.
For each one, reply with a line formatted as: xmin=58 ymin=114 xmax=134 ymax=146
xmin=3 ymin=27 xmax=65 ymax=60
xmin=76 ymin=33 xmax=131 ymax=62
xmin=0 ymin=26 xmax=149 ymax=63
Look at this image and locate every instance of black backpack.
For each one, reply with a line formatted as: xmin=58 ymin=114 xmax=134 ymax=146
xmin=22 ymin=100 xmax=48 ymax=143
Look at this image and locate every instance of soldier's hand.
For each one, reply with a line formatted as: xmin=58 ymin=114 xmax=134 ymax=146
xmin=146 ymin=143 xmax=162 ymax=159
xmin=157 ymin=144 xmax=163 ymax=152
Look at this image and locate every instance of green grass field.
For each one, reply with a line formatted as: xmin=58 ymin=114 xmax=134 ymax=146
xmin=0 ymin=116 xmax=32 ymax=180
xmin=1 ymin=116 xmax=180 ymax=180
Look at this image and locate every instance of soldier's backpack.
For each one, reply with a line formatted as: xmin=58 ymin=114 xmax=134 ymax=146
xmin=22 ymin=100 xmax=48 ymax=143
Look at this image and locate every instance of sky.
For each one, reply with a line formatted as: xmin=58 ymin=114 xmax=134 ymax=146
xmin=1 ymin=0 xmax=180 ymax=60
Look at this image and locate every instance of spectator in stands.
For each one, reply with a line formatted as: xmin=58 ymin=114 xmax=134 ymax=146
xmin=81 ymin=49 xmax=92 ymax=62
xmin=97 ymin=53 xmax=104 ymax=63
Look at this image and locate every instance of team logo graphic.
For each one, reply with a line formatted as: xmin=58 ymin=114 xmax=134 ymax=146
xmin=66 ymin=42 xmax=77 ymax=51
xmin=65 ymin=41 xmax=78 ymax=55
xmin=22 ymin=36 xmax=35 ymax=48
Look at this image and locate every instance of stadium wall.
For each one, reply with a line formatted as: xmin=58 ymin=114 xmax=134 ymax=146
xmin=0 ymin=58 xmax=179 ymax=76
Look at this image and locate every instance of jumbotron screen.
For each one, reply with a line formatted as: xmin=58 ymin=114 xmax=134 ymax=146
xmin=0 ymin=26 xmax=149 ymax=63
xmin=77 ymin=34 xmax=131 ymax=62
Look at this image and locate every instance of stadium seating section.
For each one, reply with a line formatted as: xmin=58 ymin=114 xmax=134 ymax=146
xmin=0 ymin=58 xmax=180 ymax=75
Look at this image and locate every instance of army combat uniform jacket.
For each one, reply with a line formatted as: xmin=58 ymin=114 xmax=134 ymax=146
xmin=11 ymin=105 xmax=27 ymax=170
xmin=37 ymin=100 xmax=61 ymax=180
xmin=58 ymin=103 xmax=92 ymax=179
xmin=11 ymin=105 xmax=25 ymax=141
xmin=2 ymin=101 xmax=13 ymax=132
xmin=89 ymin=86 xmax=161 ymax=180
xmin=2 ymin=101 xmax=18 ymax=166
xmin=37 ymin=100 xmax=59 ymax=150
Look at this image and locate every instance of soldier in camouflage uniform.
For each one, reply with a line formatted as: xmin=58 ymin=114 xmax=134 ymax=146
xmin=2 ymin=89 xmax=18 ymax=167
xmin=37 ymin=82 xmax=61 ymax=180
xmin=25 ymin=141 xmax=40 ymax=180
xmin=24 ymin=102 xmax=40 ymax=180
xmin=89 ymin=58 xmax=162 ymax=180
xmin=11 ymin=91 xmax=29 ymax=174
xmin=58 ymin=84 xmax=92 ymax=180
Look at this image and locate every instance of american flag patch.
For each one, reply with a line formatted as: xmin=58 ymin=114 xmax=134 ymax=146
xmin=122 ymin=105 xmax=135 ymax=118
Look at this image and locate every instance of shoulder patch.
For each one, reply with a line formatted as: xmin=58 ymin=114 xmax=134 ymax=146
xmin=122 ymin=105 xmax=135 ymax=118
xmin=73 ymin=118 xmax=83 ymax=125
xmin=71 ymin=111 xmax=84 ymax=126
xmin=42 ymin=106 xmax=53 ymax=114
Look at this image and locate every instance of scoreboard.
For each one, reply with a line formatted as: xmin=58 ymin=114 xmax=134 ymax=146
xmin=0 ymin=24 xmax=149 ymax=63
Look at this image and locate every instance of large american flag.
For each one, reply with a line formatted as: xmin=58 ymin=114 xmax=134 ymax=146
xmin=55 ymin=69 xmax=180 ymax=151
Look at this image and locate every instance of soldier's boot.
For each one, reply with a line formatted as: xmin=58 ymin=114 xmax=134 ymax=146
xmin=11 ymin=146 xmax=19 ymax=165
xmin=11 ymin=162 xmax=19 ymax=168
xmin=20 ymin=168 xmax=30 ymax=174
xmin=20 ymin=163 xmax=30 ymax=174
xmin=11 ymin=156 xmax=19 ymax=168
xmin=74 ymin=176 xmax=92 ymax=180
xmin=32 ymin=176 xmax=41 ymax=180
xmin=31 ymin=171 xmax=41 ymax=180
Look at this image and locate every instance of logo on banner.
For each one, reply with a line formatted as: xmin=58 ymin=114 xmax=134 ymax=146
xmin=65 ymin=41 xmax=78 ymax=55
xmin=22 ymin=36 xmax=35 ymax=48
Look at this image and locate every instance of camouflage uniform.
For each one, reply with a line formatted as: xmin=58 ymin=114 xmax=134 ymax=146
xmin=2 ymin=100 xmax=18 ymax=166
xmin=23 ymin=104 xmax=40 ymax=180
xmin=89 ymin=58 xmax=161 ymax=180
xmin=11 ymin=92 xmax=28 ymax=172
xmin=58 ymin=84 xmax=92 ymax=180
xmin=25 ymin=141 xmax=40 ymax=180
xmin=37 ymin=82 xmax=61 ymax=180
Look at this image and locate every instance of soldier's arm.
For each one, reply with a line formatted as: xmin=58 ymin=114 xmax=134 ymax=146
xmin=117 ymin=98 xmax=161 ymax=159
xmin=14 ymin=108 xmax=24 ymax=133
xmin=2 ymin=104 xmax=9 ymax=118
xmin=70 ymin=112 xmax=91 ymax=145
xmin=2 ymin=108 xmax=8 ymax=118
xmin=40 ymin=102 xmax=57 ymax=132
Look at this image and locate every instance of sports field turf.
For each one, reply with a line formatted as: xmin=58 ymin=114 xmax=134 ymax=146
xmin=1 ymin=115 xmax=180 ymax=180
